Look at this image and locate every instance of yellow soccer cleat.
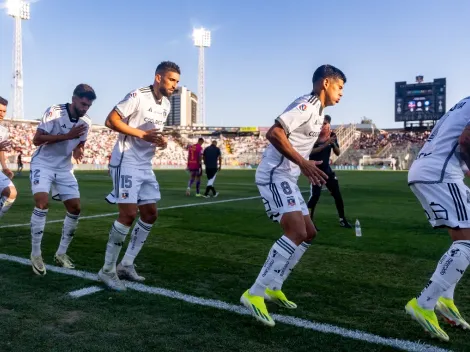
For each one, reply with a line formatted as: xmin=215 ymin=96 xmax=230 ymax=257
xmin=54 ymin=253 xmax=75 ymax=269
xmin=31 ymin=254 xmax=46 ymax=276
xmin=405 ymin=298 xmax=449 ymax=342
xmin=240 ymin=290 xmax=275 ymax=327
xmin=436 ymin=297 xmax=470 ymax=330
xmin=265 ymin=288 xmax=297 ymax=309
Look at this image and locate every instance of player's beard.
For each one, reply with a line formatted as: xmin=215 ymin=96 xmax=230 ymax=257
xmin=73 ymin=105 xmax=85 ymax=118
xmin=159 ymin=87 xmax=172 ymax=98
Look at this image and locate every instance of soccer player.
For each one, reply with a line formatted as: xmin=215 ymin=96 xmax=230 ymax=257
xmin=29 ymin=84 xmax=96 ymax=275
xmin=0 ymin=96 xmax=17 ymax=221
xmin=405 ymin=96 xmax=470 ymax=341
xmin=16 ymin=151 xmax=23 ymax=176
xmin=203 ymin=140 xmax=222 ymax=197
xmin=97 ymin=61 xmax=180 ymax=291
xmin=240 ymin=65 xmax=346 ymax=327
xmin=307 ymin=115 xmax=352 ymax=229
xmin=186 ymin=138 xmax=204 ymax=197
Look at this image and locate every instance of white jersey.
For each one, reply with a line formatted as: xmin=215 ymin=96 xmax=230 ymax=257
xmin=256 ymin=94 xmax=324 ymax=184
xmin=408 ymin=96 xmax=470 ymax=184
xmin=31 ymin=104 xmax=91 ymax=171
xmin=109 ymin=86 xmax=171 ymax=169
xmin=0 ymin=124 xmax=8 ymax=142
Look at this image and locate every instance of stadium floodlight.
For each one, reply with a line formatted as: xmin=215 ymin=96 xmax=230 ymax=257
xmin=192 ymin=28 xmax=211 ymax=126
xmin=6 ymin=0 xmax=30 ymax=120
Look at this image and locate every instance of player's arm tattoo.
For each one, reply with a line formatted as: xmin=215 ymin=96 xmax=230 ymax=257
xmin=266 ymin=121 xmax=306 ymax=166
xmin=459 ymin=125 xmax=470 ymax=170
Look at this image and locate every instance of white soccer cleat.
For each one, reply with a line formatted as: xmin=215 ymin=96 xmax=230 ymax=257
xmin=117 ymin=263 xmax=145 ymax=282
xmin=213 ymin=192 xmax=219 ymax=198
xmin=185 ymin=187 xmax=190 ymax=196
xmin=98 ymin=268 xmax=127 ymax=291
xmin=54 ymin=253 xmax=75 ymax=269
xmin=31 ymin=254 xmax=46 ymax=276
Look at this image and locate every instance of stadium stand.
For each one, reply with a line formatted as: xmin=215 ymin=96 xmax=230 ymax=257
xmin=0 ymin=119 xmax=432 ymax=171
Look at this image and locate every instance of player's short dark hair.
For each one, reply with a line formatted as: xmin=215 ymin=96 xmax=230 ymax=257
xmin=325 ymin=115 xmax=332 ymax=123
xmin=312 ymin=65 xmax=346 ymax=84
xmin=73 ymin=84 xmax=97 ymax=101
xmin=0 ymin=96 xmax=8 ymax=106
xmin=156 ymin=61 xmax=181 ymax=75
xmin=198 ymin=137 xmax=204 ymax=143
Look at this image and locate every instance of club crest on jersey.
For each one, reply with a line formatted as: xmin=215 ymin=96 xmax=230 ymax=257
xmin=298 ymin=104 xmax=307 ymax=111
xmin=287 ymin=197 xmax=296 ymax=207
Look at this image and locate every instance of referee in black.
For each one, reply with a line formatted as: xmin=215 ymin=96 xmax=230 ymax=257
xmin=307 ymin=115 xmax=352 ymax=229
xmin=203 ymin=140 xmax=222 ymax=198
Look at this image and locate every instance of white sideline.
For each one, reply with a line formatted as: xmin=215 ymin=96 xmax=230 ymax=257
xmin=0 ymin=195 xmax=262 ymax=229
xmin=0 ymin=253 xmax=451 ymax=352
xmin=69 ymin=286 xmax=103 ymax=298
xmin=0 ymin=189 xmax=315 ymax=229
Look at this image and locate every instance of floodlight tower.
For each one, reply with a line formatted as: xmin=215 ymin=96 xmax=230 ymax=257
xmin=192 ymin=28 xmax=211 ymax=126
xmin=7 ymin=0 xmax=30 ymax=120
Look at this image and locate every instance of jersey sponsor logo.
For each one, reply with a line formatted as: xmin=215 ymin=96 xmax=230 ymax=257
xmin=308 ymin=131 xmax=321 ymax=137
xmin=148 ymin=108 xmax=153 ymax=113
xmin=143 ymin=117 xmax=165 ymax=125
xmin=163 ymin=110 xmax=168 ymax=117
xmin=61 ymin=124 xmax=67 ymax=129
xmin=298 ymin=104 xmax=307 ymax=111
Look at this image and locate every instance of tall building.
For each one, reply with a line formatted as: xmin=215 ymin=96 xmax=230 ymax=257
xmin=167 ymin=86 xmax=198 ymax=126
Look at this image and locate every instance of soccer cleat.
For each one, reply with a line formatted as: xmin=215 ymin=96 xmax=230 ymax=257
xmin=117 ymin=263 xmax=145 ymax=282
xmin=98 ymin=268 xmax=126 ymax=291
xmin=195 ymin=193 xmax=203 ymax=197
xmin=54 ymin=253 xmax=75 ymax=269
xmin=185 ymin=187 xmax=190 ymax=196
xmin=264 ymin=288 xmax=297 ymax=309
xmin=213 ymin=192 xmax=219 ymax=198
xmin=405 ymin=298 xmax=449 ymax=341
xmin=31 ymin=254 xmax=46 ymax=276
xmin=240 ymin=290 xmax=275 ymax=327
xmin=436 ymin=297 xmax=470 ymax=330
xmin=339 ymin=218 xmax=352 ymax=228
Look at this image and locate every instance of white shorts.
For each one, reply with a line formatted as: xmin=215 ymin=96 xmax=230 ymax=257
xmin=0 ymin=171 xmax=13 ymax=191
xmin=30 ymin=167 xmax=79 ymax=202
xmin=257 ymin=180 xmax=308 ymax=223
xmin=110 ymin=167 xmax=161 ymax=205
xmin=410 ymin=181 xmax=470 ymax=229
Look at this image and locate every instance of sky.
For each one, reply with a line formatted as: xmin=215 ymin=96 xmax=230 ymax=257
xmin=0 ymin=0 xmax=469 ymax=128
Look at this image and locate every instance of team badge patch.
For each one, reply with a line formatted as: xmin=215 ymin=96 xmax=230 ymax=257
xmin=121 ymin=192 xmax=129 ymax=199
xmin=298 ymin=104 xmax=307 ymax=111
xmin=287 ymin=197 xmax=296 ymax=207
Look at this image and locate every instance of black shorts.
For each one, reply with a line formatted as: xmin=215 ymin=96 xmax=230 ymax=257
xmin=206 ymin=168 xmax=218 ymax=180
xmin=312 ymin=169 xmax=339 ymax=192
